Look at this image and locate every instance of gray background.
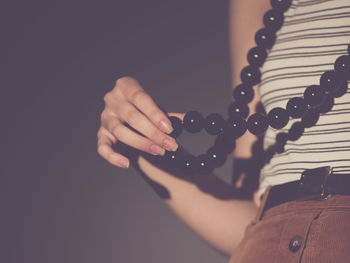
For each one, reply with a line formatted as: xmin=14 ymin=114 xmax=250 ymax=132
xmin=1 ymin=0 xmax=236 ymax=262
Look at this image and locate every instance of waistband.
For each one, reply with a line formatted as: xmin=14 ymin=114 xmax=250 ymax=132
xmin=254 ymin=166 xmax=350 ymax=222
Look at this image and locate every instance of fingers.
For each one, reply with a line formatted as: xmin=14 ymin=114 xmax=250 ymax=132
xmin=115 ymin=78 xmax=174 ymax=134
xmin=98 ymin=77 xmax=183 ymax=170
xmin=97 ymin=127 xmax=130 ymax=168
xmin=106 ymin=116 xmax=167 ymax=155
xmin=109 ymin=101 xmax=178 ymax=152
xmin=101 ymin=111 xmax=174 ymax=156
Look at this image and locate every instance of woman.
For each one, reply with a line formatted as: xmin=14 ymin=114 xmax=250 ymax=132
xmin=97 ymin=0 xmax=350 ymax=261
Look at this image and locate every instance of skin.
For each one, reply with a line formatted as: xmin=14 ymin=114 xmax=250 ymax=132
xmin=97 ymin=0 xmax=270 ymax=257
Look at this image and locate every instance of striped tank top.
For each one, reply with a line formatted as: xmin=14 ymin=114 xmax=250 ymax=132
xmin=257 ymin=0 xmax=350 ymax=199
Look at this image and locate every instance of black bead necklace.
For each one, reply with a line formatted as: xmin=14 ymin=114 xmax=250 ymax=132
xmin=161 ymin=0 xmax=350 ymax=175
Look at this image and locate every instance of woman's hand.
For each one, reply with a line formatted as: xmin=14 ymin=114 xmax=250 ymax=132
xmin=97 ymin=76 xmax=183 ymax=168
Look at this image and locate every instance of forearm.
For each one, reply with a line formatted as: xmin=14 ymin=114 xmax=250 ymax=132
xmin=229 ymin=0 xmax=270 ymax=158
xmin=122 ymin=0 xmax=270 ymax=257
xmin=137 ymin=155 xmax=257 ymax=256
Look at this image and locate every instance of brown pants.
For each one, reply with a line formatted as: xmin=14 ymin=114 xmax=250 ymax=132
xmin=228 ymin=186 xmax=350 ymax=263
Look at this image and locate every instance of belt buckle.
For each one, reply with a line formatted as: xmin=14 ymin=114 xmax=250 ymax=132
xmin=299 ymin=166 xmax=333 ymax=200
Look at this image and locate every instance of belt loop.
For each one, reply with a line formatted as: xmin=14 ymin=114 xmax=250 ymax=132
xmin=254 ymin=185 xmax=273 ymax=223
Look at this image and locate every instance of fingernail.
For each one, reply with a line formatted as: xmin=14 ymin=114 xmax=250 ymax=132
xmin=149 ymin=144 xmax=166 ymax=156
xmin=119 ymin=159 xmax=129 ymax=168
xmin=160 ymin=120 xmax=173 ymax=134
xmin=163 ymin=138 xmax=178 ymax=152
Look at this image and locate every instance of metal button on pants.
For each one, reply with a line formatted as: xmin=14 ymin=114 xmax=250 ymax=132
xmin=289 ymin=235 xmax=302 ymax=252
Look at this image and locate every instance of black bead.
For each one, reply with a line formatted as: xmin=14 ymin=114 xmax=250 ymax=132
xmin=197 ymin=154 xmax=215 ymax=175
xmin=288 ymin=122 xmax=304 ymax=141
xmin=275 ymin=143 xmax=285 ymax=154
xmin=169 ymin=116 xmax=183 ymax=138
xmin=319 ymin=70 xmax=347 ymax=95
xmin=333 ymin=79 xmax=348 ymax=98
xmin=271 ymin=0 xmax=292 ymax=12
xmin=247 ymin=46 xmax=268 ymax=67
xmin=233 ymin=84 xmax=254 ymax=104
xmin=224 ymin=115 xmax=247 ymax=139
xmin=320 ymin=70 xmax=337 ymax=93
xmin=315 ymin=94 xmax=334 ymax=114
xmin=286 ymin=97 xmax=307 ymax=118
xmin=206 ymin=146 xmax=227 ymax=168
xmin=276 ymin=132 xmax=288 ymax=144
xmin=276 ymin=132 xmax=288 ymax=153
xmin=240 ymin=65 xmax=262 ymax=86
xmin=303 ymin=85 xmax=325 ymax=107
xmin=301 ymin=109 xmax=319 ymax=128
xmin=334 ymin=55 xmax=350 ymax=80
xmin=255 ymin=28 xmax=276 ymax=50
xmin=228 ymin=101 xmax=250 ymax=119
xmin=183 ymin=111 xmax=204 ymax=133
xmin=267 ymin=107 xmax=289 ymax=129
xmin=214 ymin=132 xmax=236 ymax=154
xmin=247 ymin=113 xmax=269 ymax=135
xmin=181 ymin=154 xmax=199 ymax=175
xmin=263 ymin=9 xmax=285 ymax=32
xmin=204 ymin=113 xmax=225 ymax=135
xmin=164 ymin=148 xmax=184 ymax=166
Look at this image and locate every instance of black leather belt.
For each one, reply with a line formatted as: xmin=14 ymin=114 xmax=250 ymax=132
xmin=262 ymin=166 xmax=350 ymax=213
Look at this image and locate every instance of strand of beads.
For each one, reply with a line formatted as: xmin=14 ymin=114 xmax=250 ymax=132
xmin=163 ymin=46 xmax=349 ymax=175
xmin=161 ymin=0 xmax=294 ymax=175
xmin=261 ymin=49 xmax=350 ymax=166
xmin=161 ymin=0 xmax=350 ymax=176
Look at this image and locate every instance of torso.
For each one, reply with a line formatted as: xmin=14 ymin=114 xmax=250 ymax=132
xmin=257 ymin=0 xmax=350 ymax=200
